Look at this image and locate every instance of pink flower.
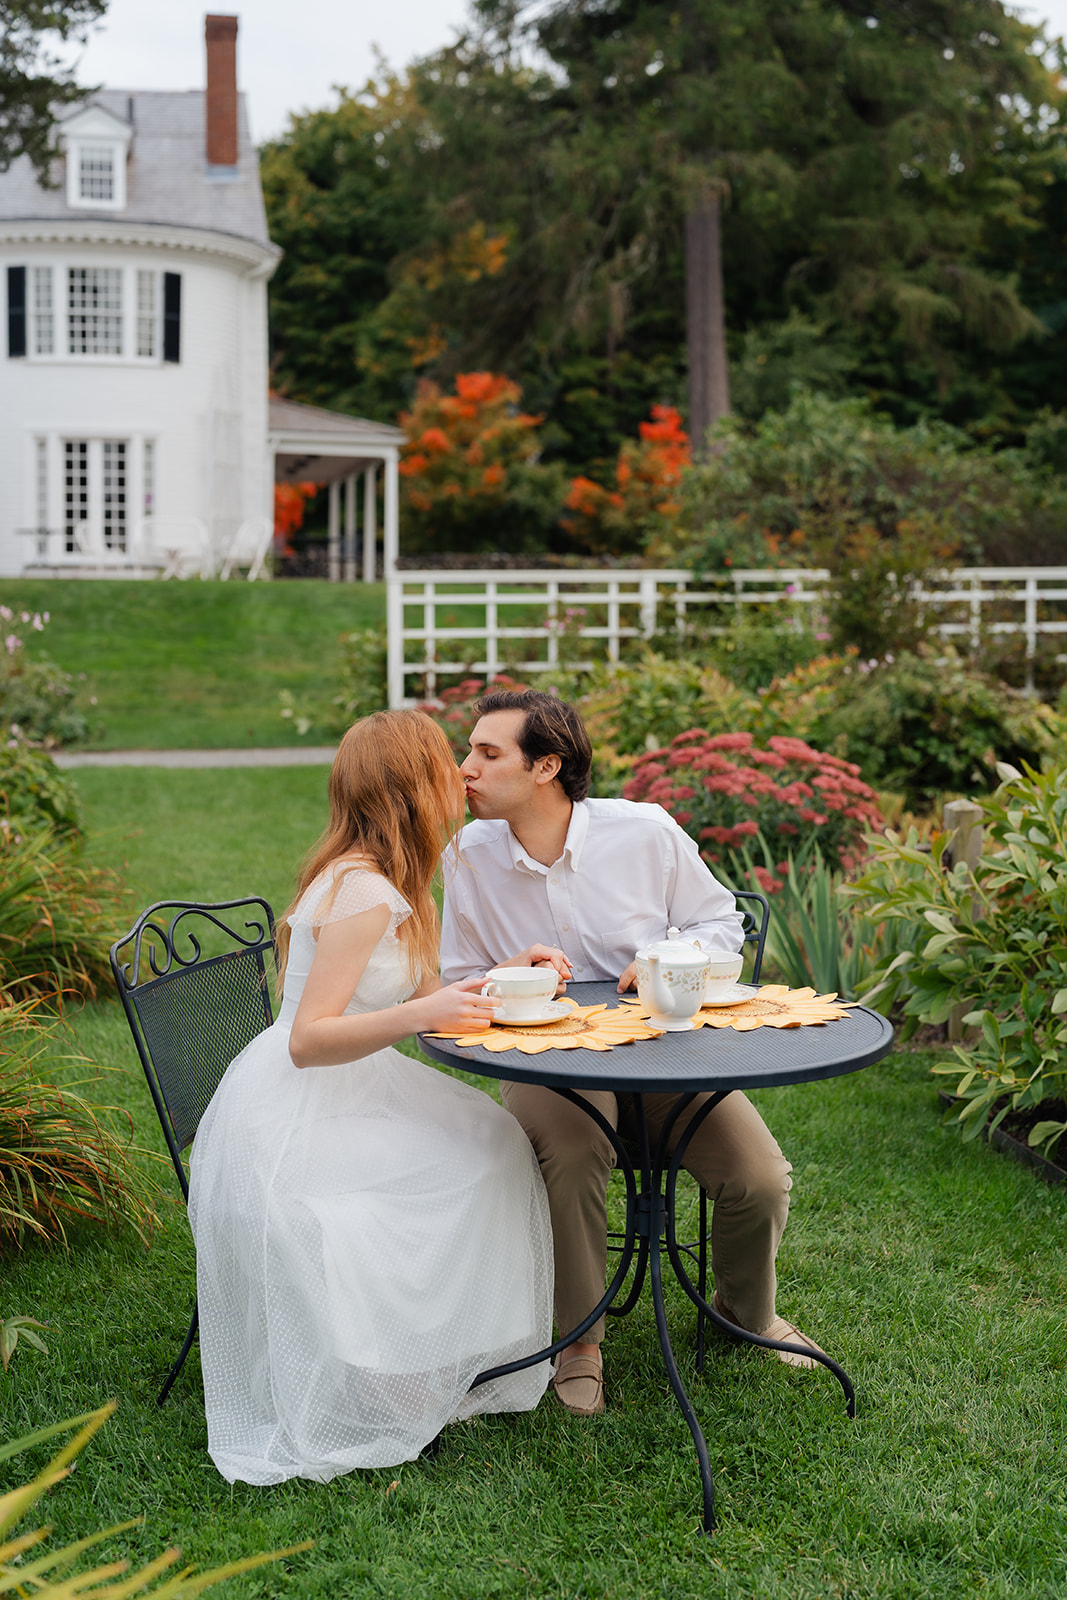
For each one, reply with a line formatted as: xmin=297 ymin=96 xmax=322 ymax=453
xmin=674 ymin=810 xmax=692 ymax=825
xmin=672 ymin=728 xmax=709 ymax=746
xmin=705 ymin=733 xmax=754 ymax=752
xmin=767 ymin=735 xmax=820 ymax=764
xmin=672 ymin=785 xmax=696 ymax=800
xmin=5 ymin=635 xmax=20 ymax=655
xmin=731 ymin=820 xmax=759 ymax=837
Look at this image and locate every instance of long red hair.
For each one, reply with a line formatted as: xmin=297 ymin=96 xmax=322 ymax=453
xmin=276 ymin=710 xmax=463 ymax=985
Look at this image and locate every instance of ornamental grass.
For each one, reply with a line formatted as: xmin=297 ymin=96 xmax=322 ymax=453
xmin=0 ymin=826 xmax=124 ymax=1003
xmin=0 ymin=993 xmax=157 ymax=1251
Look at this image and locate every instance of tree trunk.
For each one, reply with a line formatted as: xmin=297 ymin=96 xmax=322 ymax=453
xmin=685 ymin=187 xmax=730 ymax=457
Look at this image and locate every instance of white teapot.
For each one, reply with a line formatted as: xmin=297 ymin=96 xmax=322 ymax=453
xmin=634 ymin=928 xmax=711 ymax=1032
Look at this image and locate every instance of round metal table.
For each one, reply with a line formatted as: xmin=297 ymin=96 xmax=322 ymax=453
xmin=419 ymin=980 xmax=894 ymax=1533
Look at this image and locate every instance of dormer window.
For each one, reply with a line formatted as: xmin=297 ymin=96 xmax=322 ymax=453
xmin=78 ymin=144 xmax=116 ymax=203
xmin=60 ymin=103 xmax=132 ymax=212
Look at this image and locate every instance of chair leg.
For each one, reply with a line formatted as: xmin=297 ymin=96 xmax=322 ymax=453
xmin=158 ymin=1301 xmax=199 ymax=1406
xmin=696 ymin=1187 xmax=708 ymax=1374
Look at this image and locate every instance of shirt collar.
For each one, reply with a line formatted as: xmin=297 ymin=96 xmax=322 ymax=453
xmin=507 ymin=800 xmax=589 ymax=875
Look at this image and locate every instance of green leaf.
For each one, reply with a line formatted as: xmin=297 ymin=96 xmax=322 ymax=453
xmin=1051 ymin=989 xmax=1067 ymax=1015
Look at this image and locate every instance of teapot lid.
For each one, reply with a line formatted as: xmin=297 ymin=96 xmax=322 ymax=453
xmin=637 ymin=927 xmax=707 ymax=965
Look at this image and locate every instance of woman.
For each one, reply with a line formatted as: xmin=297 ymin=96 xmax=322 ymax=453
xmin=188 ymin=711 xmax=554 ymax=1485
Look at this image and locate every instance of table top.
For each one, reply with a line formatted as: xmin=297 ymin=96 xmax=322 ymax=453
xmin=418 ymin=980 xmax=895 ymax=1095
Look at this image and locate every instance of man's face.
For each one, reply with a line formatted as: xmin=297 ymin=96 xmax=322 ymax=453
xmin=460 ymin=710 xmax=540 ymax=822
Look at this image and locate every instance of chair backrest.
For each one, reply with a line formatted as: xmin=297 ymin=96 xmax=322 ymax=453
xmin=110 ymin=899 xmax=276 ymax=1199
xmin=732 ymin=890 xmax=770 ymax=982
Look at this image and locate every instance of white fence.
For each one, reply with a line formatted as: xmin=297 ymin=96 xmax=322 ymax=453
xmin=386 ymin=565 xmax=1067 ymax=707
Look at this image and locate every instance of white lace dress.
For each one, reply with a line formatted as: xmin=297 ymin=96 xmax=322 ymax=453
xmin=188 ymin=866 xmax=554 ymax=1485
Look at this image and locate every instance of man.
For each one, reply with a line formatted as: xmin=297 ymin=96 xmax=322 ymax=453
xmin=440 ymin=688 xmax=825 ymax=1417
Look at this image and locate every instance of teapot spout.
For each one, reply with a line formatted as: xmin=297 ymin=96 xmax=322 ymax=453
xmin=647 ymin=950 xmax=676 ymax=1016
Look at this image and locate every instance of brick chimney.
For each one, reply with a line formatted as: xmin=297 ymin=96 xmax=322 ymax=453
xmin=205 ymin=14 xmax=239 ymax=167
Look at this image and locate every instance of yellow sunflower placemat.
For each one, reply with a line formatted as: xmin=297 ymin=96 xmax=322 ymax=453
xmin=623 ymin=985 xmax=857 ymax=1033
xmin=426 ymin=1000 xmax=665 ymax=1055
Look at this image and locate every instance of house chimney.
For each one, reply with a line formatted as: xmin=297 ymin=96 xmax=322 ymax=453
xmin=205 ymin=14 xmax=239 ymax=167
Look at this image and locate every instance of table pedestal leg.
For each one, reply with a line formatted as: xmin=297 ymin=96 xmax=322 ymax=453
xmin=662 ymin=1090 xmax=857 ymax=1418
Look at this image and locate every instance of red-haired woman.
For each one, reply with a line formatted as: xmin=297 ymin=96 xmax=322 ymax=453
xmin=189 ymin=711 xmax=553 ymax=1484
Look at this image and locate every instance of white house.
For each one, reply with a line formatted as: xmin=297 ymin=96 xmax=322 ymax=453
xmin=0 ymin=13 xmax=403 ymax=580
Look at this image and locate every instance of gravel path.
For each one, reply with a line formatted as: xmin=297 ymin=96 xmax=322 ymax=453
xmin=53 ymin=747 xmax=337 ymax=769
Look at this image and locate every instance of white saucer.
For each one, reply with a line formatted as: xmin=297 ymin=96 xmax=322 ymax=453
xmin=702 ymin=983 xmax=759 ymax=1009
xmin=493 ymin=999 xmax=575 ymax=1027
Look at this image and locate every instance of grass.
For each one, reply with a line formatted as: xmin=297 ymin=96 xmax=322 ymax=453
xmin=2 ymin=764 xmax=1067 ymax=1598
xmin=0 ymin=580 xmax=384 ymax=750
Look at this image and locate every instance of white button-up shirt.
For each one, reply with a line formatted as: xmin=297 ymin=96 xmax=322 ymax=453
xmin=440 ymin=798 xmax=744 ymax=983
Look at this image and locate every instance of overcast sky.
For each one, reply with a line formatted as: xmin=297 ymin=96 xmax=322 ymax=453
xmin=59 ymin=0 xmax=1067 ymax=147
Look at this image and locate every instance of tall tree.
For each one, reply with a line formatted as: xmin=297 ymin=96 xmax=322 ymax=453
xmin=486 ymin=0 xmax=1061 ymax=451
xmin=0 ymin=1 xmax=106 ymax=181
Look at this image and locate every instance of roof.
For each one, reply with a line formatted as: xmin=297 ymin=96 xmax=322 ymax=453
xmin=0 ymin=90 xmax=271 ymax=248
xmin=269 ymin=397 xmax=405 ymax=484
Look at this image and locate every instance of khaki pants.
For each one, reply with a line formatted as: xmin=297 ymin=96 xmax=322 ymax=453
xmin=500 ymin=1082 xmax=793 ymax=1345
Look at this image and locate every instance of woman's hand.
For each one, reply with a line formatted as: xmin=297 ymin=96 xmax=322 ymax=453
xmin=417 ymin=976 xmax=502 ymax=1033
xmin=499 ymin=944 xmax=572 ymax=994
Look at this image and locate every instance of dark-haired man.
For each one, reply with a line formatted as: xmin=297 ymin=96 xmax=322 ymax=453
xmin=440 ymin=688 xmax=826 ymax=1418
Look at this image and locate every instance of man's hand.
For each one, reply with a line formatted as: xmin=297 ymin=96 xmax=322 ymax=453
xmin=616 ymin=961 xmax=637 ymax=994
xmin=501 ymin=944 xmax=573 ymax=995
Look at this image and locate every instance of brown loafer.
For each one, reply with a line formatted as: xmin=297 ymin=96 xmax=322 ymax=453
xmin=713 ymin=1294 xmax=826 ymax=1370
xmin=550 ymin=1351 xmax=605 ymax=1416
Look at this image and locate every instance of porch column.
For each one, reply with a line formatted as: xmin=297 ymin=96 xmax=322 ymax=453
xmin=362 ymin=464 xmax=377 ymax=583
xmin=343 ymin=472 xmax=357 ymax=583
xmin=327 ymin=480 xmax=341 ymax=583
xmin=383 ymin=449 xmax=399 ymax=576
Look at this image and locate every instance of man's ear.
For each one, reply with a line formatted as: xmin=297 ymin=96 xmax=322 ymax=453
xmin=534 ymin=753 xmax=562 ymax=786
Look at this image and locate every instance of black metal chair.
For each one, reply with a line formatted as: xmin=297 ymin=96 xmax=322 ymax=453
xmin=607 ymin=889 xmax=771 ymax=1367
xmin=109 ymin=898 xmax=276 ymax=1403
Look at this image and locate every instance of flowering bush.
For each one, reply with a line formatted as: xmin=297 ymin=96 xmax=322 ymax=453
xmin=561 ymin=405 xmax=690 ymax=557
xmin=0 ymin=745 xmax=81 ymax=838
xmin=622 ymin=729 xmax=884 ymax=883
xmin=0 ymin=606 xmax=88 ymax=748
xmin=399 ymin=372 xmax=567 ymax=554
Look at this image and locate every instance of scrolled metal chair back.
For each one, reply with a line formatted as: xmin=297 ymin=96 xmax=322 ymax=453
xmin=110 ymin=898 xmax=277 ymax=1199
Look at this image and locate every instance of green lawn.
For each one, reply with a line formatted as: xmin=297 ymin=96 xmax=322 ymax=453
xmin=1 ymin=579 xmax=384 ymax=749
xmin=3 ymin=765 xmax=1067 ymax=1599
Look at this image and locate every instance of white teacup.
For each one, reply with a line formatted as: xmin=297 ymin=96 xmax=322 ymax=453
xmin=704 ymin=952 xmax=745 ymax=1002
xmin=481 ymin=965 xmax=557 ymax=1023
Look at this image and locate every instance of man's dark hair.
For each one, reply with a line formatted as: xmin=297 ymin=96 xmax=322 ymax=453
xmin=474 ymin=689 xmax=592 ymax=802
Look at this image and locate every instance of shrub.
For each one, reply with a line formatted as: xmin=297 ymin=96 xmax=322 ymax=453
xmin=656 ymin=388 xmax=1067 ymax=576
xmin=0 ymin=604 xmax=89 ymax=747
xmin=0 ymin=745 xmax=82 ymax=838
xmin=399 ymin=372 xmax=567 ymax=556
xmin=0 ymin=828 xmax=124 ymax=1003
xmin=811 ymin=648 xmax=1056 ymax=812
xmin=622 ymin=729 xmax=884 ymax=881
xmin=0 ymin=994 xmax=158 ymax=1251
xmin=845 ymin=764 xmax=1067 ymax=1158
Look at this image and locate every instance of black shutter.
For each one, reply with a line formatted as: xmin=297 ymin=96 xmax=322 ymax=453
xmin=163 ymin=272 xmax=181 ymax=363
xmin=7 ymin=266 xmax=26 ymax=358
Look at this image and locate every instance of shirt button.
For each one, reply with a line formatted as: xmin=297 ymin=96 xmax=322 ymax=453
xmin=562 ymin=922 xmax=570 ymax=931
xmin=577 ymin=965 xmax=584 ymax=973
xmin=550 ymin=877 xmax=558 ymax=886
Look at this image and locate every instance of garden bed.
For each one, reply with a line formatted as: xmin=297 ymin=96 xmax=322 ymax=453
xmin=939 ymin=1091 xmax=1067 ymax=1188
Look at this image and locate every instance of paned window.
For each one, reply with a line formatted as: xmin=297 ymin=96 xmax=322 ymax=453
xmin=32 ymin=267 xmax=54 ymax=355
xmin=78 ymin=145 xmax=115 ymax=202
xmin=136 ymin=270 xmax=157 ymax=359
xmin=67 ymin=267 xmax=123 ymax=356
xmin=64 ymin=441 xmax=90 ymax=550
xmin=102 ymin=441 xmax=127 ymax=549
